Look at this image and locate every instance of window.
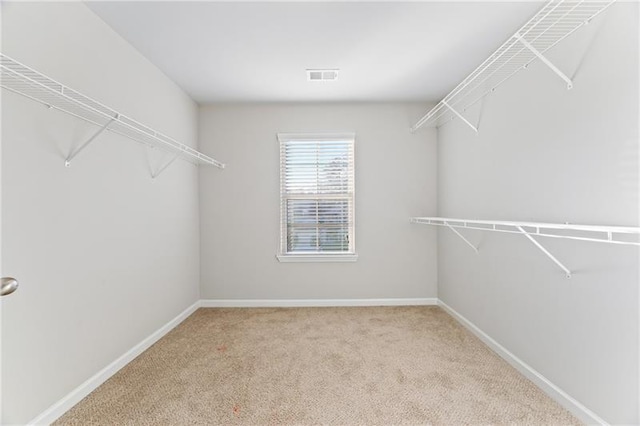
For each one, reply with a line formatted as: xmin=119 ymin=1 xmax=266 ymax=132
xmin=277 ymin=133 xmax=356 ymax=262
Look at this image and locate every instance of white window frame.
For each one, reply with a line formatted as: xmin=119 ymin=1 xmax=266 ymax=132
xmin=277 ymin=132 xmax=357 ymax=263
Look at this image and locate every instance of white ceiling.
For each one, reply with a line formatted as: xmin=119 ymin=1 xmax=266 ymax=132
xmin=87 ymin=1 xmax=543 ymax=104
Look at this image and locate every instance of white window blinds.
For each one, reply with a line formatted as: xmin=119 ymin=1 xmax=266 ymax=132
xmin=278 ymin=133 xmax=355 ymax=258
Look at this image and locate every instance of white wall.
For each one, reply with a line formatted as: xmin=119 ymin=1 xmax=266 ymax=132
xmin=199 ymin=103 xmax=437 ymax=300
xmin=437 ymin=3 xmax=638 ymax=424
xmin=1 ymin=3 xmax=201 ymax=424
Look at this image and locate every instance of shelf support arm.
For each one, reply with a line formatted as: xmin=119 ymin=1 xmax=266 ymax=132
xmin=516 ymin=226 xmax=572 ymax=278
xmin=442 ymin=101 xmax=478 ymax=133
xmin=152 ymin=151 xmax=181 ymax=179
xmin=514 ymin=33 xmax=573 ymax=90
xmin=65 ymin=115 xmax=118 ymax=167
xmin=446 ymin=223 xmax=479 ymax=253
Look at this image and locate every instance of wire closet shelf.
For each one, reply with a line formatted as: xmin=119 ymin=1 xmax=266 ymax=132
xmin=0 ymin=53 xmax=225 ymax=169
xmin=411 ymin=217 xmax=640 ymax=247
xmin=411 ymin=217 xmax=639 ymax=278
xmin=411 ymin=0 xmax=615 ymax=132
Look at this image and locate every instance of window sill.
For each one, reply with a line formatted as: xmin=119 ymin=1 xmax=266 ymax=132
xmin=276 ymin=254 xmax=358 ymax=263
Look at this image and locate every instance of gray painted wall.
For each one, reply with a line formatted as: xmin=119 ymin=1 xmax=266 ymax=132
xmin=436 ymin=3 xmax=638 ymax=424
xmin=199 ymin=103 xmax=437 ymax=300
xmin=1 ymin=3 xmax=200 ymax=424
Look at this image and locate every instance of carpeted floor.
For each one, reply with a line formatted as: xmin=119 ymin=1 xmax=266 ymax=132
xmin=55 ymin=306 xmax=579 ymax=425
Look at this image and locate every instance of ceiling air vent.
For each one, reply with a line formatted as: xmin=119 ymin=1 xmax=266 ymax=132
xmin=307 ymin=69 xmax=339 ymax=82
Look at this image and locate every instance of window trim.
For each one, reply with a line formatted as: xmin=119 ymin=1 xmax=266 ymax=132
xmin=277 ymin=132 xmax=357 ymax=263
xmin=276 ymin=254 xmax=359 ymax=263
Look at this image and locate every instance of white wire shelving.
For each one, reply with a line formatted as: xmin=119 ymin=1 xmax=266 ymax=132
xmin=411 ymin=0 xmax=615 ymax=133
xmin=411 ymin=217 xmax=640 ymax=278
xmin=0 ymin=53 xmax=225 ymax=174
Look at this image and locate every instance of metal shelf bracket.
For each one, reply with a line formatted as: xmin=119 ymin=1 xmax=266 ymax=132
xmin=446 ymin=222 xmax=479 ymax=253
xmin=65 ymin=115 xmax=118 ymax=167
xmin=442 ymin=101 xmax=478 ymax=133
xmin=152 ymin=151 xmax=182 ymax=179
xmin=515 ymin=225 xmax=572 ymax=278
xmin=514 ymin=33 xmax=573 ymax=90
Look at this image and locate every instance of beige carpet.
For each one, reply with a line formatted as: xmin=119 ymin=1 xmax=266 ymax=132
xmin=55 ymin=307 xmax=579 ymax=425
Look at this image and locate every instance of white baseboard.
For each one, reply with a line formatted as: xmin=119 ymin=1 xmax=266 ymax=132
xmin=28 ymin=300 xmax=201 ymax=426
xmin=437 ymin=300 xmax=607 ymax=426
xmin=200 ymin=298 xmax=438 ymax=308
